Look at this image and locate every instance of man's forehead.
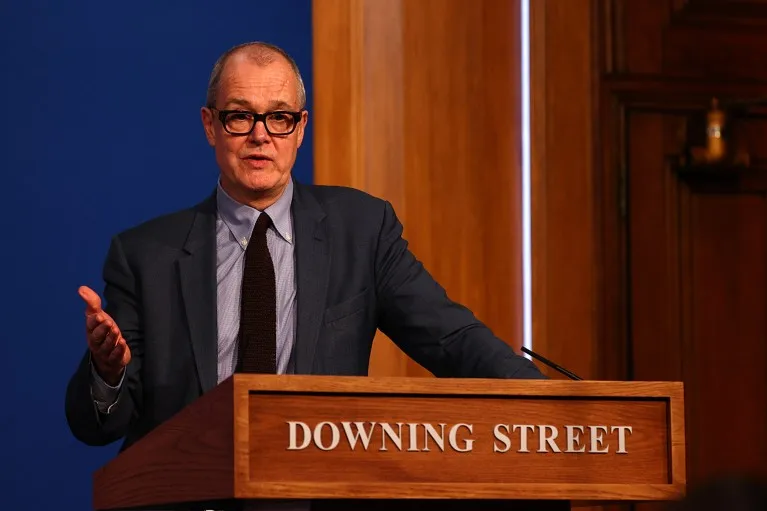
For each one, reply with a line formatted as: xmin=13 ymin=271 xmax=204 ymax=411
xmin=219 ymin=57 xmax=298 ymax=105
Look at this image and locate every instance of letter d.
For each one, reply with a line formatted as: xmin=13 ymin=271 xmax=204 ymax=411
xmin=287 ymin=421 xmax=311 ymax=450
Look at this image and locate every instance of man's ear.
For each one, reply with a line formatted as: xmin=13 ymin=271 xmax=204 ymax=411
xmin=295 ymin=110 xmax=309 ymax=149
xmin=201 ymin=107 xmax=216 ymax=147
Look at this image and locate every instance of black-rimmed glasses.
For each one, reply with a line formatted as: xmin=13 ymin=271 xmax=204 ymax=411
xmin=211 ymin=108 xmax=303 ymax=136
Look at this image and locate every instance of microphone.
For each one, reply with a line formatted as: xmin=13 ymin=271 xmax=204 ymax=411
xmin=521 ymin=347 xmax=583 ymax=381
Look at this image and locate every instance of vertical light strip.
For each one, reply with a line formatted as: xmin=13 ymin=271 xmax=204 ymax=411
xmin=520 ymin=0 xmax=533 ymax=355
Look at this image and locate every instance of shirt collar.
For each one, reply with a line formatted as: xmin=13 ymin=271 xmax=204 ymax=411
xmin=216 ymin=178 xmax=294 ymax=248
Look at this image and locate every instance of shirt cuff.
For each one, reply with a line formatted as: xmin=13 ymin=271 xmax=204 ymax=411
xmin=89 ymin=355 xmax=125 ymax=415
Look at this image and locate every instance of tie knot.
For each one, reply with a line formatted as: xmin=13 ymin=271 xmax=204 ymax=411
xmin=253 ymin=212 xmax=272 ymax=236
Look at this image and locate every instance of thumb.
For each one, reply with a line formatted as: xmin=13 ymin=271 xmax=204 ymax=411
xmin=78 ymin=285 xmax=102 ymax=313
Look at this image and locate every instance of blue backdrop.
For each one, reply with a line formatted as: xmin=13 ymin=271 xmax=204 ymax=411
xmin=0 ymin=1 xmax=313 ymax=509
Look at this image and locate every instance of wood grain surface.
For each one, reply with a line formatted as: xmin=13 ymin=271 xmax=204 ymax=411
xmin=93 ymin=378 xmax=235 ymax=510
xmin=235 ymin=376 xmax=685 ymax=502
xmin=312 ymin=0 xmax=525 ymax=378
xmin=92 ymin=376 xmax=685 ymax=508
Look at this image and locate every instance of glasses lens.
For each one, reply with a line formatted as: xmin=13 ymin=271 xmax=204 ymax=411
xmin=224 ymin=112 xmax=254 ymax=134
xmin=265 ymin=112 xmax=296 ymax=134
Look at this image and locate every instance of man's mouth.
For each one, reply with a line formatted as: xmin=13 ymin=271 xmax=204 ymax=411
xmin=243 ymin=154 xmax=272 ymax=161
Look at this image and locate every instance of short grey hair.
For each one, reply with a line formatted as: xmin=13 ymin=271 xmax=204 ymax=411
xmin=205 ymin=41 xmax=307 ymax=109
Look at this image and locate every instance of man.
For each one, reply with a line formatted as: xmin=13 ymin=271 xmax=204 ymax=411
xmin=65 ymin=42 xmax=544 ymax=455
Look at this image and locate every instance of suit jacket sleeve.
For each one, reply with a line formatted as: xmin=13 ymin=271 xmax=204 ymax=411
xmin=374 ymin=201 xmax=545 ymax=379
xmin=65 ymin=235 xmax=145 ymax=446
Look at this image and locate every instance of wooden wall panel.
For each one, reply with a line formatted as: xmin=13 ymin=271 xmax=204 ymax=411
xmin=627 ymin=113 xmax=767 ymax=482
xmin=684 ymin=190 xmax=767 ymax=479
xmin=313 ymin=0 xmax=524 ymax=377
xmin=619 ymin=0 xmax=767 ymax=77
xmin=626 ymin=114 xmax=685 ymax=384
xmin=530 ymin=0 xmax=603 ymax=380
xmin=619 ymin=0 xmax=669 ymax=73
xmin=600 ymin=0 xmax=767 ymax=494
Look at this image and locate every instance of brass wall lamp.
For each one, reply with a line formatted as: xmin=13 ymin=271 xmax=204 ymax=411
xmin=681 ymin=97 xmax=753 ymax=169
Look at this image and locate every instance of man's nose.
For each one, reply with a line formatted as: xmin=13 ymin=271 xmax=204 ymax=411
xmin=248 ymin=120 xmax=270 ymax=143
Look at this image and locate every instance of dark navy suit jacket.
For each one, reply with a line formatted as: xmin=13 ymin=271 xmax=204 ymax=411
xmin=65 ymin=180 xmax=544 ymax=451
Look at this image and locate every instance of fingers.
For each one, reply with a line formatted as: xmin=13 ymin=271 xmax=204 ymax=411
xmin=89 ymin=321 xmax=110 ymax=348
xmin=90 ymin=320 xmax=112 ymax=340
xmin=86 ymin=309 xmax=120 ymax=334
xmin=121 ymin=344 xmax=132 ymax=366
xmin=81 ymin=285 xmax=131 ymax=382
xmin=96 ymin=329 xmax=119 ymax=357
xmin=98 ymin=338 xmax=131 ymax=376
xmin=78 ymin=285 xmax=102 ymax=314
xmin=91 ymin=330 xmax=131 ymax=381
xmin=86 ymin=313 xmax=105 ymax=333
xmin=88 ymin=317 xmax=123 ymax=353
xmin=106 ymin=340 xmax=128 ymax=364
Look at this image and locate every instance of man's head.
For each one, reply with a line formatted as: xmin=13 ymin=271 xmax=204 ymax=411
xmin=201 ymin=42 xmax=308 ymax=209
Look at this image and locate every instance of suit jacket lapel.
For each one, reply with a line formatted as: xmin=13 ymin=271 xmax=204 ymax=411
xmin=178 ymin=193 xmax=218 ymax=393
xmin=292 ymin=181 xmax=330 ymax=374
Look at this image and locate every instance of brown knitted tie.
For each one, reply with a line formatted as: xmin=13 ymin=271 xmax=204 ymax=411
xmin=236 ymin=212 xmax=276 ymax=373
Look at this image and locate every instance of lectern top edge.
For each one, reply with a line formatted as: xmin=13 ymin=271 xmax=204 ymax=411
xmin=231 ymin=374 xmax=684 ymax=399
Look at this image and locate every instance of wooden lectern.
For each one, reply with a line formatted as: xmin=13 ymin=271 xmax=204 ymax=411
xmin=92 ymin=376 xmax=686 ymax=510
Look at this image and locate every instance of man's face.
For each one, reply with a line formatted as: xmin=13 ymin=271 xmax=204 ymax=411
xmin=201 ymin=53 xmax=307 ymax=204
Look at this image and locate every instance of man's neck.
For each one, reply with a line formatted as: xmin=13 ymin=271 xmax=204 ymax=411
xmin=220 ymin=179 xmax=289 ymax=211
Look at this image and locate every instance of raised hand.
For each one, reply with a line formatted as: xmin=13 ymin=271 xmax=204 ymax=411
xmin=78 ymin=285 xmax=131 ymax=386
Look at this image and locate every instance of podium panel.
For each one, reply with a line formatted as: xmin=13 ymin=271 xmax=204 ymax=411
xmin=93 ymin=376 xmax=685 ymax=510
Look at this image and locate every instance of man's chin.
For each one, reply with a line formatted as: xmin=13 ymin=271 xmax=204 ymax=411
xmin=243 ymin=174 xmax=288 ymax=195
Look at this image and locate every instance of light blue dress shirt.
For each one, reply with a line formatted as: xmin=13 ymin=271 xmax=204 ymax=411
xmin=90 ymin=179 xmax=298 ymax=408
